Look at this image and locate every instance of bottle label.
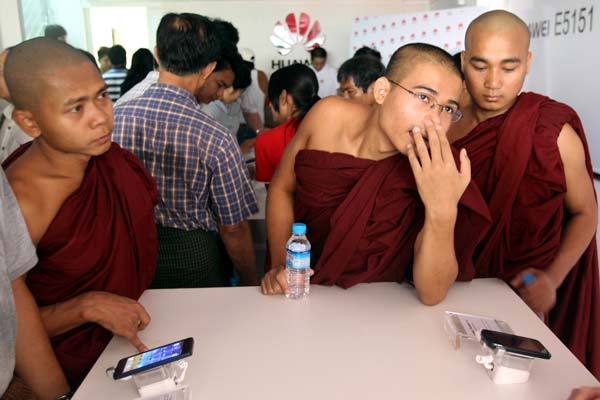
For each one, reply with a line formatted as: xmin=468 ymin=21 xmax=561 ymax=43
xmin=286 ymin=250 xmax=310 ymax=270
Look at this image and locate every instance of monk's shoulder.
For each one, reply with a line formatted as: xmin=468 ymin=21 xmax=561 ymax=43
xmin=303 ymin=97 xmax=367 ymax=140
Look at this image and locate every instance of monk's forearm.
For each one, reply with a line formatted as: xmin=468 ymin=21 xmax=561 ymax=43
xmin=266 ymin=186 xmax=295 ymax=268
xmin=547 ymin=211 xmax=597 ymax=287
xmin=218 ymin=220 xmax=259 ymax=285
xmin=12 ymin=277 xmax=70 ymax=399
xmin=39 ymin=293 xmax=92 ymax=337
xmin=413 ymin=210 xmax=459 ymax=305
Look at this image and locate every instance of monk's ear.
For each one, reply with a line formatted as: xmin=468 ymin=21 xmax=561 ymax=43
xmin=525 ymin=51 xmax=532 ymax=74
xmin=11 ymin=109 xmax=41 ymax=139
xmin=372 ymin=76 xmax=390 ymax=105
xmin=460 ymin=51 xmax=466 ymax=76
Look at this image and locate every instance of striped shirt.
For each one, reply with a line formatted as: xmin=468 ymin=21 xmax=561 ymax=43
xmin=113 ymin=83 xmax=258 ymax=231
xmin=102 ymin=67 xmax=128 ymax=102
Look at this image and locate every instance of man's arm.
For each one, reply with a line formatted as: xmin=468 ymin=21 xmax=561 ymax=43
xmin=257 ymin=70 xmax=268 ymax=97
xmin=38 ymin=291 xmax=150 ymax=352
xmin=511 ymin=123 xmax=598 ymax=313
xmin=243 ymin=111 xmax=264 ymax=132
xmin=218 ymin=220 xmax=259 ymax=285
xmin=12 ymin=276 xmax=70 ymax=400
xmin=407 ymin=120 xmax=471 ymax=305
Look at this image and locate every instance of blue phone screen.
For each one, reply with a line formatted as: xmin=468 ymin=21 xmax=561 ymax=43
xmin=122 ymin=341 xmax=183 ymax=373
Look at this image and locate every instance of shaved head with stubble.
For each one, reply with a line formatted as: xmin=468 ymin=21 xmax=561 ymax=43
xmin=4 ymin=37 xmax=95 ymax=112
xmin=461 ymin=10 xmax=532 ymax=119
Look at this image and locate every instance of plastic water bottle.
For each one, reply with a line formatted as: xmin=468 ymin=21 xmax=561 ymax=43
xmin=286 ymin=223 xmax=311 ymax=299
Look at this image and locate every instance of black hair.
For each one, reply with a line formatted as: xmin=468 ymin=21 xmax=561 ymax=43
xmin=97 ymin=46 xmax=110 ymax=60
xmin=121 ymin=48 xmax=155 ymax=95
xmin=231 ymin=53 xmax=251 ymax=90
xmin=44 ymin=24 xmax=67 ymax=40
xmin=108 ymin=44 xmax=127 ymax=67
xmin=310 ymin=47 xmax=327 ymax=60
xmin=337 ymin=56 xmax=385 ymax=91
xmin=353 ymin=46 xmax=382 ymax=61
xmin=268 ymin=63 xmax=319 ymax=121
xmin=214 ymin=19 xmax=239 ymax=46
xmin=156 ymin=13 xmax=221 ymax=76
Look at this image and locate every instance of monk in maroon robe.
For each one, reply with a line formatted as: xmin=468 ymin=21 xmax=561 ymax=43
xmin=451 ymin=11 xmax=599 ymax=378
xmin=294 ymin=150 xmax=489 ymax=288
xmin=4 ymin=38 xmax=158 ymax=388
xmin=262 ymin=43 xmax=491 ymax=305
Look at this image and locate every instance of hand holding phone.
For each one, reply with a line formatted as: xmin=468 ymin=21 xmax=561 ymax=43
xmin=113 ymin=337 xmax=194 ymax=380
xmin=480 ymin=329 xmax=551 ymax=360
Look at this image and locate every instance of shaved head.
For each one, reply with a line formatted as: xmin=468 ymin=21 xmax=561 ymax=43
xmin=4 ymin=37 xmax=94 ymax=110
xmin=386 ymin=43 xmax=461 ymax=83
xmin=466 ymin=10 xmax=530 ymax=50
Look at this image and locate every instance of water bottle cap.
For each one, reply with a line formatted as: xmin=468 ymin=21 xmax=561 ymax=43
xmin=292 ymin=223 xmax=306 ymax=235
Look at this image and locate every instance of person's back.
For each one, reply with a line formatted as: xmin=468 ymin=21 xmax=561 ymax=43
xmin=255 ymin=63 xmax=319 ymax=183
xmin=261 ymin=43 xmax=491 ymax=305
xmin=448 ymin=10 xmax=599 ymax=379
xmin=114 ymin=13 xmax=259 ymax=289
xmin=3 ymin=37 xmax=158 ymax=387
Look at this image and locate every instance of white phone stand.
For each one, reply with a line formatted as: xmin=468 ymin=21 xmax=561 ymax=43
xmin=476 ymin=345 xmax=535 ymax=384
xmin=108 ymin=360 xmax=190 ymax=399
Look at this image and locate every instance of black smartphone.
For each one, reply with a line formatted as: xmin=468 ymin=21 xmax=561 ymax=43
xmin=480 ymin=329 xmax=551 ymax=359
xmin=113 ymin=337 xmax=194 ymax=380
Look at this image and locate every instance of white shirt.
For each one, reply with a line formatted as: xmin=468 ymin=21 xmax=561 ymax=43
xmin=115 ymin=71 xmax=159 ymax=107
xmin=0 ymin=102 xmax=32 ymax=163
xmin=201 ymin=100 xmax=242 ymax=140
xmin=240 ymin=69 xmax=265 ymax=124
xmin=310 ymin=63 xmax=338 ymax=98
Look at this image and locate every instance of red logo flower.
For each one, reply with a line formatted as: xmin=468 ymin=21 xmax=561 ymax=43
xmin=270 ymin=12 xmax=326 ymax=56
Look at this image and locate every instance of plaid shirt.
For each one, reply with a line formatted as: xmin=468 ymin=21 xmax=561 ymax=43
xmin=113 ymin=83 xmax=257 ymax=231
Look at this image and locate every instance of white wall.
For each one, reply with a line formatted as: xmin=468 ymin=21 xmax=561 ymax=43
xmin=87 ymin=0 xmax=430 ymax=75
xmin=507 ymin=0 xmax=600 ymax=172
xmin=0 ymin=0 xmax=24 ymax=49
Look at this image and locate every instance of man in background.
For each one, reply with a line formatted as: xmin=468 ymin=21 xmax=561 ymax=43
xmin=44 ymin=24 xmax=67 ymax=42
xmin=309 ymin=47 xmax=338 ymax=98
xmin=337 ymin=55 xmax=385 ymax=106
xmin=103 ymin=44 xmax=128 ymax=102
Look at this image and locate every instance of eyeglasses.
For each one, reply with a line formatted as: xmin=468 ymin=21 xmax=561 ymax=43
xmin=387 ymin=78 xmax=463 ymax=123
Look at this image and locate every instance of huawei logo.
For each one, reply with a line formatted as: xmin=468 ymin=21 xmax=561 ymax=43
xmin=270 ymin=12 xmax=326 ymax=56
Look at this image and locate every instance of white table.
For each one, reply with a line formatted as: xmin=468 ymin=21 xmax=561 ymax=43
xmin=74 ymin=279 xmax=598 ymax=399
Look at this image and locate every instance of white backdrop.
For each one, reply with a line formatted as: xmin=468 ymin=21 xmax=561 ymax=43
xmin=508 ymin=0 xmax=600 ymax=172
xmin=349 ymin=6 xmax=488 ymax=66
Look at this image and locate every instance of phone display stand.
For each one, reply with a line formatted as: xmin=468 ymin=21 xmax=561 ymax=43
xmin=475 ymin=344 xmax=535 ymax=384
xmin=108 ymin=360 xmax=191 ymax=399
xmin=444 ymin=311 xmax=513 ymax=349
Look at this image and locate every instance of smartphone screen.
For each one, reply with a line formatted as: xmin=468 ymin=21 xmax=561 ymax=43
xmin=113 ymin=337 xmax=194 ymax=379
xmin=480 ymin=329 xmax=551 ymax=359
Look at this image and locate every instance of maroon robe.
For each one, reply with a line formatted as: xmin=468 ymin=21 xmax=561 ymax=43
xmin=3 ymin=143 xmax=158 ymax=387
xmin=454 ymin=92 xmax=600 ymax=379
xmin=294 ymin=149 xmax=491 ymax=288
